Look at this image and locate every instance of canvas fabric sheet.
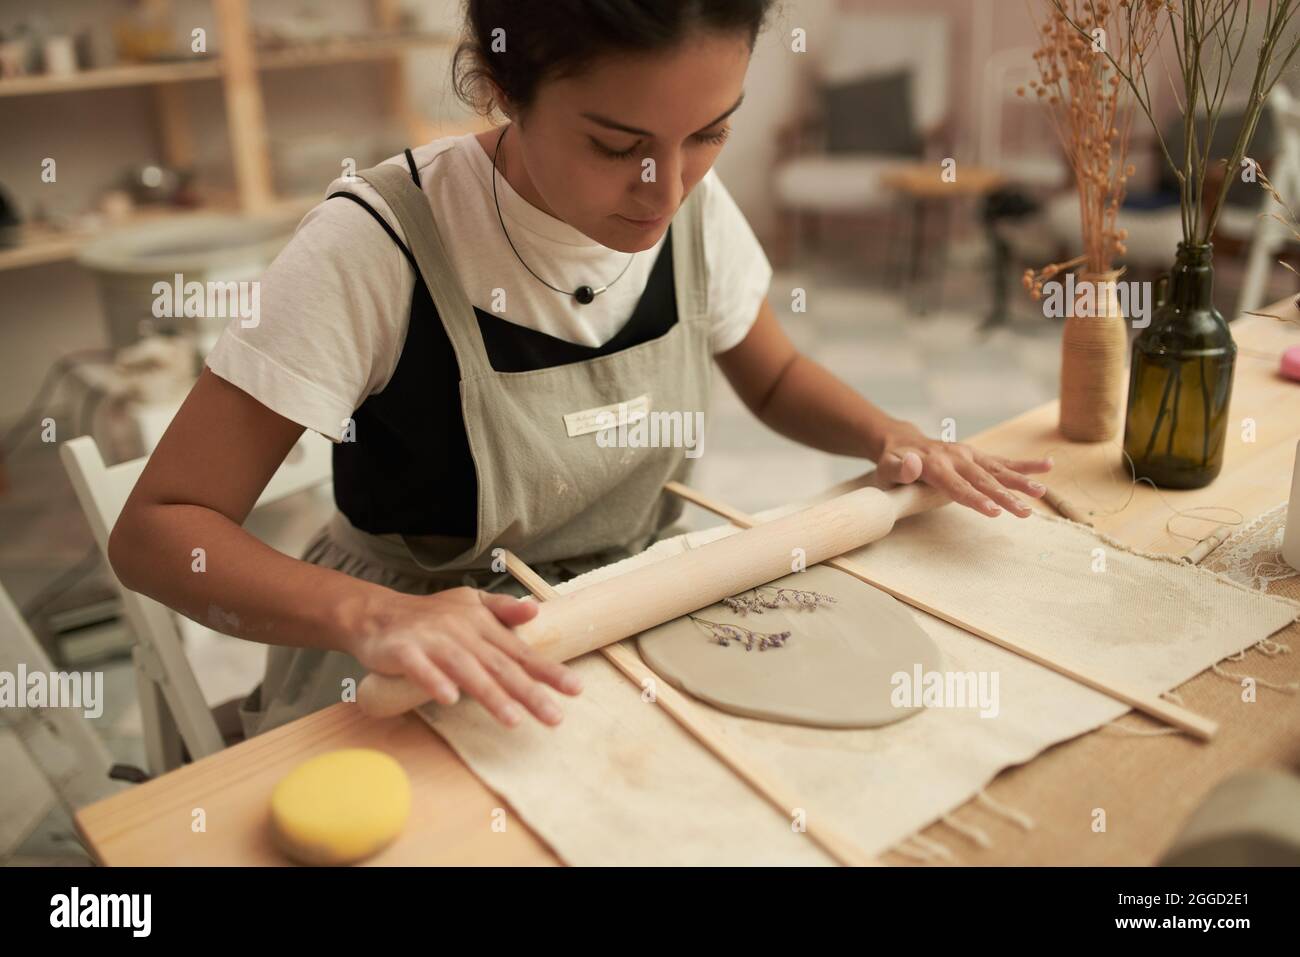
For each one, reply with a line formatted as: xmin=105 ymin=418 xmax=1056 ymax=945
xmin=418 ymin=500 xmax=1300 ymax=865
xmin=905 ymin=502 xmax=1300 ymax=865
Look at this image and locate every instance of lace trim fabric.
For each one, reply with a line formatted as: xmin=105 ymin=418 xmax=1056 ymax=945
xmin=1199 ymin=503 xmax=1296 ymax=591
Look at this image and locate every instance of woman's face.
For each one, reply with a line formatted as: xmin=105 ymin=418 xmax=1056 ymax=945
xmin=491 ymin=31 xmax=752 ymax=253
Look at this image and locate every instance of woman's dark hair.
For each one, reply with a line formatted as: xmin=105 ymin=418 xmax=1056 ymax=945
xmin=453 ymin=0 xmax=776 ymax=119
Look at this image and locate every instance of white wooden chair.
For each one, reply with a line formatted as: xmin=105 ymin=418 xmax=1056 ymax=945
xmin=1238 ymin=85 xmax=1300 ymax=318
xmin=0 ymin=579 xmax=121 ymax=813
xmin=977 ymin=46 xmax=1068 ymax=189
xmin=60 ymin=430 xmax=333 ymax=776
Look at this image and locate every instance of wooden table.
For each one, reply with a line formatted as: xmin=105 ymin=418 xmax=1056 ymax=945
xmin=879 ymin=162 xmax=1005 ymax=315
xmin=76 ymin=309 xmax=1300 ymax=866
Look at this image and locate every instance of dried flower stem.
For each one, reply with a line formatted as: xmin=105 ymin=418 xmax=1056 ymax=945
xmin=721 ymin=586 xmax=838 ymax=615
xmin=690 ymin=616 xmax=791 ymax=652
xmin=1022 ymin=0 xmax=1164 ymax=278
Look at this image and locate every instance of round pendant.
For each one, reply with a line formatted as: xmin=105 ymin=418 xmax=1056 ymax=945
xmin=574 ymin=285 xmax=595 ymax=305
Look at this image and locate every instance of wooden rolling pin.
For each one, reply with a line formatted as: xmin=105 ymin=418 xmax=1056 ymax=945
xmin=668 ymin=482 xmax=1219 ymax=741
xmin=357 ymin=479 xmax=951 ymax=718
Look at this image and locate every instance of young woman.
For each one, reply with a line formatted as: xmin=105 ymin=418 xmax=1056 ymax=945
xmin=108 ymin=0 xmax=1052 ymax=739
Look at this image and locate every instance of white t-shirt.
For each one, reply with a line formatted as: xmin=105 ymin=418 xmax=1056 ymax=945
xmin=204 ymin=132 xmax=772 ymax=442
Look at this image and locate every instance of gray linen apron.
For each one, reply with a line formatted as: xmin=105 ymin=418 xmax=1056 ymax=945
xmin=239 ymin=160 xmax=713 ymax=737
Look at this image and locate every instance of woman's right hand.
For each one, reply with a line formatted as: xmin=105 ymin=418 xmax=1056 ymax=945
xmin=354 ymin=587 xmax=583 ymax=728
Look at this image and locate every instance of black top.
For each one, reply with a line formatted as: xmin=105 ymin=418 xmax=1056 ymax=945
xmin=327 ymin=154 xmax=680 ymax=537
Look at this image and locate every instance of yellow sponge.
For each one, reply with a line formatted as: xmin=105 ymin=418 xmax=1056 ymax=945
xmin=270 ymin=748 xmax=411 ymax=866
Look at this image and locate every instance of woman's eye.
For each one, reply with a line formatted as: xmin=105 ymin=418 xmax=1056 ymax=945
xmin=592 ymin=138 xmax=639 ymax=160
xmin=696 ymin=126 xmax=731 ymax=147
xmin=590 ymin=126 xmax=731 ymax=160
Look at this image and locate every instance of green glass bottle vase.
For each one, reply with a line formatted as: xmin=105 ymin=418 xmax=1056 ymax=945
xmin=1121 ymin=242 xmax=1237 ymax=489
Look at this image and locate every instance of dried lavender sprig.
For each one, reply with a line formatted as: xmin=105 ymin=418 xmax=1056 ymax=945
xmin=720 ymin=586 xmax=837 ymax=615
xmin=689 ymin=616 xmax=792 ymax=652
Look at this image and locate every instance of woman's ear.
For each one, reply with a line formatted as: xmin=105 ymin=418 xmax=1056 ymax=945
xmin=482 ymin=77 xmax=514 ymax=123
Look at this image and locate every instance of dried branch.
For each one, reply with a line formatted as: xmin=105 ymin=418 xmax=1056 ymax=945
xmin=1055 ymin=0 xmax=1300 ymax=247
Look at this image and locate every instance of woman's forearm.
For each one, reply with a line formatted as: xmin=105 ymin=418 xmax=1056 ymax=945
xmin=754 ymin=354 xmax=914 ymax=462
xmin=108 ymin=503 xmax=399 ymax=656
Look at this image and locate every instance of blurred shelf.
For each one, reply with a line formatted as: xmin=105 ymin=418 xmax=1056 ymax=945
xmin=0 ymin=59 xmax=222 ymax=97
xmin=0 ymin=195 xmax=317 ymax=273
xmin=0 ymin=226 xmax=86 ymax=271
xmin=0 ymin=33 xmax=454 ymax=99
xmin=0 ymin=108 xmax=488 ymax=274
xmin=0 ymin=0 xmax=469 ymax=274
xmin=255 ymin=32 xmax=455 ymax=71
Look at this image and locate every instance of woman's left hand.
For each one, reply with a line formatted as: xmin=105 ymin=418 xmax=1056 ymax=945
xmin=873 ymin=422 xmax=1053 ymax=518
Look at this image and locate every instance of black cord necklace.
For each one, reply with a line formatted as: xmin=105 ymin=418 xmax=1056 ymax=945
xmin=491 ymin=124 xmax=634 ymax=305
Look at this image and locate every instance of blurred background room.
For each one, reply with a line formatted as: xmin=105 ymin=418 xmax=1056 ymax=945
xmin=2 ymin=0 xmax=1298 ymax=863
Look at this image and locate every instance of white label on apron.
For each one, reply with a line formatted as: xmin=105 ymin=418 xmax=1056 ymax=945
xmin=563 ymin=394 xmax=650 ymax=438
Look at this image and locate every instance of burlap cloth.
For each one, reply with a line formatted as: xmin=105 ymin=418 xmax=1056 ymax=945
xmin=417 ymin=501 xmax=1300 ymax=865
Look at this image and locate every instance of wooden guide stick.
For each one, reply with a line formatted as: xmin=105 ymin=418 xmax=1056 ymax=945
xmin=498 ymin=549 xmax=879 ymax=868
xmin=665 ymin=481 xmax=1219 ymax=742
xmin=1183 ymin=524 xmax=1234 ymax=565
xmin=357 ymin=479 xmax=950 ymax=718
xmin=1041 ymin=484 xmax=1092 ymax=525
